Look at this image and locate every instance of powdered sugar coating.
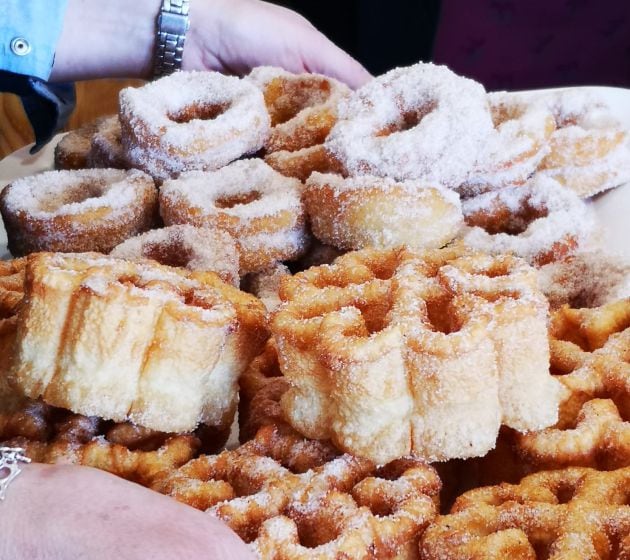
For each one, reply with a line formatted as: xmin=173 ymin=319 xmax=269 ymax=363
xmin=110 ymin=225 xmax=240 ymax=286
xmin=462 ymin=175 xmax=595 ymax=265
xmin=304 ymin=172 xmax=463 ymax=250
xmin=160 ymin=159 xmax=303 ymax=224
xmin=0 ymin=169 xmax=158 ymax=255
xmin=1 ymin=169 xmax=148 ymax=217
xmin=247 ymin=66 xmax=351 ymax=153
xmin=325 ymin=62 xmax=494 ymax=186
xmin=88 ymin=115 xmax=128 ymax=169
xmin=459 ymin=91 xmax=555 ymax=196
xmin=533 ymin=88 xmax=630 ymax=197
xmin=538 ymin=250 xmax=630 ymax=308
xmin=119 ymin=71 xmax=270 ymax=180
xmin=160 ymin=159 xmax=309 ymax=272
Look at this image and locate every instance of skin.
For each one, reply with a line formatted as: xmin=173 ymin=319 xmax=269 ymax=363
xmin=0 ymin=463 xmax=254 ymax=559
xmin=50 ymin=0 xmax=371 ymax=88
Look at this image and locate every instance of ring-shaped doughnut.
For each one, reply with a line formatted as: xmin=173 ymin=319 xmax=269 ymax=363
xmin=247 ymin=66 xmax=350 ymax=153
xmin=88 ymin=115 xmax=128 ymax=169
xmin=119 ymin=71 xmax=270 ymax=180
xmin=458 ymin=91 xmax=556 ymax=197
xmin=159 ymin=159 xmax=309 ymax=273
xmin=0 ymin=169 xmax=158 ymax=256
xmin=461 ymin=175 xmax=594 ymax=266
xmin=304 ymin=172 xmax=463 ymax=250
xmin=110 ymin=225 xmax=240 ymax=286
xmin=325 ymin=62 xmax=494 ymax=186
xmin=536 ymin=89 xmax=630 ymax=197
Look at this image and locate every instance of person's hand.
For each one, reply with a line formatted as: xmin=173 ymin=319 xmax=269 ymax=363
xmin=0 ymin=463 xmax=254 ymax=560
xmin=183 ymin=0 xmax=371 ymax=88
xmin=51 ymin=0 xmax=371 ymax=88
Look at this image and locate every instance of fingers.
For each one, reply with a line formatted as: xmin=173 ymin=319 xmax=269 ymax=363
xmin=271 ymin=3 xmax=372 ymax=89
xmin=299 ymin=30 xmax=373 ymax=89
xmin=186 ymin=0 xmax=373 ymax=88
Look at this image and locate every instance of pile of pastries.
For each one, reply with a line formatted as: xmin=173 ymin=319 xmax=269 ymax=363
xmin=0 ymin=62 xmax=629 ymax=558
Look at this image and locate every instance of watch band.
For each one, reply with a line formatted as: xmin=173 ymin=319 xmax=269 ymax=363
xmin=153 ymin=0 xmax=190 ymax=79
xmin=0 ymin=447 xmax=31 ymax=502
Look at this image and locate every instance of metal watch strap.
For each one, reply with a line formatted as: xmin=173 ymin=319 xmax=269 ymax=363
xmin=153 ymin=0 xmax=190 ymax=78
xmin=0 ymin=447 xmax=31 ymax=501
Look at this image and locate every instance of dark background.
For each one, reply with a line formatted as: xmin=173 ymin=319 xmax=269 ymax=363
xmin=278 ymin=0 xmax=441 ymax=76
xmin=277 ymin=0 xmax=630 ymax=90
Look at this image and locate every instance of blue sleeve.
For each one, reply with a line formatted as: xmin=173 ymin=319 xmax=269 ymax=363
xmin=0 ymin=0 xmax=69 ymax=80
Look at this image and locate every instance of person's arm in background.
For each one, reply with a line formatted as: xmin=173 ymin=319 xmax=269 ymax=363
xmin=0 ymin=0 xmax=74 ymax=150
xmin=1 ymin=0 xmax=370 ymax=151
xmin=0 ymin=463 xmax=254 ymax=560
xmin=0 ymin=0 xmax=68 ymax=81
xmin=50 ymin=0 xmax=371 ymax=88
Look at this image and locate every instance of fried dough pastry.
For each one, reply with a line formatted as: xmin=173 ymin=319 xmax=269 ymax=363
xmin=270 ymin=246 xmax=560 ymax=463
xmin=537 ymin=252 xmax=630 ymax=309
xmin=514 ymin=299 xmax=630 ymax=470
xmin=0 ymin=168 xmax=159 ymax=256
xmin=0 ymin=396 xmax=200 ymax=487
xmin=159 ymin=159 xmax=310 ymax=274
xmin=241 ymin=263 xmax=292 ymax=313
xmin=438 ymin=252 xmax=560 ymax=432
xmin=536 ymin=89 xmax=630 ymax=198
xmin=420 ymin=467 xmax=630 ymax=560
xmin=304 ymin=172 xmax=463 ymax=251
xmin=0 ymin=258 xmax=26 ymax=397
xmin=462 ymin=175 xmax=594 ymax=266
xmin=549 ymin=298 xmax=630 ymax=352
xmin=53 ymin=117 xmax=103 ymax=170
xmin=110 ymin=225 xmax=240 ymax=286
xmin=119 ymin=71 xmax=270 ymax=180
xmin=7 ymin=253 xmax=268 ymax=434
xmin=238 ymin=338 xmax=289 ymax=442
xmin=265 ymin=144 xmax=344 ymax=182
xmin=87 ymin=115 xmax=129 ymax=169
xmin=325 ymin=63 xmax=494 ymax=187
xmin=248 ymin=66 xmax=351 ymax=154
xmin=248 ymin=66 xmax=351 ymax=182
xmin=153 ymin=422 xmax=441 ymax=559
xmin=459 ymin=91 xmax=555 ymax=197
xmin=0 ymin=257 xmax=26 ymax=319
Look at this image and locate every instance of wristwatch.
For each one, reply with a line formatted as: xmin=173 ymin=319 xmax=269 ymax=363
xmin=0 ymin=447 xmax=31 ymax=501
xmin=153 ymin=0 xmax=190 ymax=78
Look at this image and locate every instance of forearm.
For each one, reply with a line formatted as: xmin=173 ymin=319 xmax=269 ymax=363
xmin=49 ymin=0 xmax=370 ymax=87
xmin=50 ymin=0 xmax=161 ymax=82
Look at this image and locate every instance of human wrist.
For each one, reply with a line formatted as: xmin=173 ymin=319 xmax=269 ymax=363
xmin=181 ymin=0 xmax=227 ymax=72
xmin=50 ymin=0 xmax=161 ymax=82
